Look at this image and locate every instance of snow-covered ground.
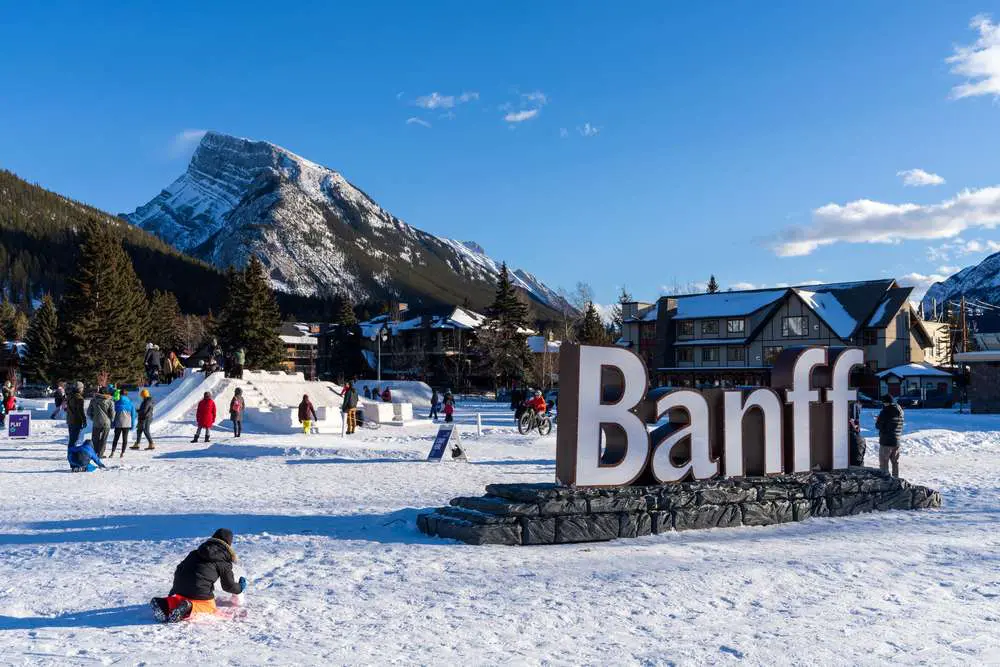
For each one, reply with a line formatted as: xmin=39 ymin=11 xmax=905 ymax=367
xmin=0 ymin=382 xmax=998 ymax=665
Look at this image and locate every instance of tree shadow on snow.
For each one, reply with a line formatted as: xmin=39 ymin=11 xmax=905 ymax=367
xmin=0 ymin=509 xmax=438 ymax=547
xmin=0 ymin=604 xmax=151 ymax=631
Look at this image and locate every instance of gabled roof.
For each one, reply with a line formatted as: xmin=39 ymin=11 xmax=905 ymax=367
xmin=877 ymin=363 xmax=952 ymax=379
xmin=358 ymin=306 xmax=487 ymax=338
xmin=668 ymin=279 xmax=897 ymax=342
xmin=866 ymin=287 xmax=913 ymax=328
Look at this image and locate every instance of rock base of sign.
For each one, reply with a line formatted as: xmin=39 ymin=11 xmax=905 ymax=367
xmin=415 ymin=468 xmax=941 ymax=546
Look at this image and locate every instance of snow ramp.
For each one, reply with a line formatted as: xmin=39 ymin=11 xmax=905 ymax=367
xmin=153 ymin=371 xmax=229 ymax=427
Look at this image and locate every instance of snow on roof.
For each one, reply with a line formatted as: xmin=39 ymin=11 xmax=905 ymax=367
xmin=956 ymin=350 xmax=1000 ymax=362
xmin=358 ymin=307 xmax=487 ymax=338
xmin=527 ymin=336 xmax=561 ymax=353
xmin=3 ymin=341 xmax=26 ymax=359
xmin=876 ymin=363 xmax=952 ymax=378
xmin=795 ymin=289 xmax=857 ymax=339
xmin=279 ymin=334 xmax=317 ymax=346
xmin=673 ymin=289 xmax=785 ymax=320
xmin=866 ymin=297 xmax=891 ymax=328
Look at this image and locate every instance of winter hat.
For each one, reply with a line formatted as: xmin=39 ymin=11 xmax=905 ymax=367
xmin=212 ymin=528 xmax=234 ymax=546
xmin=140 ymin=389 xmax=150 ymax=399
xmin=234 ymin=387 xmax=242 ymax=396
xmin=881 ymin=394 xmax=894 ymax=404
xmin=75 ymin=381 xmax=84 ymax=393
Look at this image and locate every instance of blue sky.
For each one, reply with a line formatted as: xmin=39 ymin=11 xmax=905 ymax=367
xmin=2 ymin=2 xmax=1000 ymax=305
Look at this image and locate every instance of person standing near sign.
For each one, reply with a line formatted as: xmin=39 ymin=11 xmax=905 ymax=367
xmin=87 ymin=386 xmax=115 ymax=458
xmin=443 ymin=389 xmax=455 ymax=423
xmin=65 ymin=382 xmax=86 ymax=447
xmin=341 ymin=382 xmax=358 ymax=434
xmin=429 ymin=388 xmax=440 ymax=422
xmin=875 ymin=395 xmax=904 ymax=477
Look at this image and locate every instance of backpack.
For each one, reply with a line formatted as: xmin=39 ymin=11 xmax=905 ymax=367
xmin=230 ymin=397 xmax=242 ymax=414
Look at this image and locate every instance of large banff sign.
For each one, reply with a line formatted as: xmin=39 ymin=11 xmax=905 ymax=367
xmin=556 ymin=344 xmax=865 ymax=487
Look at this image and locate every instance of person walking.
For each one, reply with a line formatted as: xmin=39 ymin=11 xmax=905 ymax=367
xmin=192 ymin=391 xmax=216 ymax=443
xmin=341 ymin=382 xmax=359 ymax=435
xmin=110 ymin=388 xmax=137 ymax=457
xmin=875 ymin=394 xmax=904 ymax=478
xmin=65 ymin=381 xmax=87 ymax=447
xmin=87 ymin=386 xmax=115 ymax=458
xmin=229 ymin=388 xmax=245 ymax=438
xmin=51 ymin=382 xmax=66 ymax=419
xmin=298 ymin=394 xmax=317 ymax=434
xmin=429 ymin=388 xmax=440 ymax=422
xmin=133 ymin=388 xmax=155 ymax=450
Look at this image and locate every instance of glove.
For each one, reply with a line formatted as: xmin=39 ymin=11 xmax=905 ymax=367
xmin=238 ymin=576 xmax=247 ymax=593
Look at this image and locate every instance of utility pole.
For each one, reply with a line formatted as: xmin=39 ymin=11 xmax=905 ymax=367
xmin=961 ymin=296 xmax=968 ymax=354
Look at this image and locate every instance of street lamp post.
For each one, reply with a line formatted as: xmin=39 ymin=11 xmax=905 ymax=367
xmin=373 ymin=324 xmax=389 ymax=385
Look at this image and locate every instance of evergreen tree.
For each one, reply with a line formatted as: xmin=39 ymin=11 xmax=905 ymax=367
xmin=56 ymin=219 xmax=148 ymax=384
xmin=0 ymin=300 xmax=15 ymax=339
xmin=476 ymin=262 xmax=533 ymax=387
xmin=577 ymin=302 xmax=611 ymax=345
xmin=11 ymin=311 xmax=29 ymax=341
xmin=22 ymin=294 xmax=58 ymax=384
xmin=610 ymin=286 xmax=633 ymax=337
xmin=331 ymin=293 xmax=362 ymax=380
xmin=217 ymin=256 xmax=284 ymax=369
xmin=707 ymin=275 xmax=720 ymax=293
xmin=149 ymin=289 xmax=185 ymax=352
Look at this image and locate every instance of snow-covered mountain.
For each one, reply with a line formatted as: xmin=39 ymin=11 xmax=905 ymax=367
xmin=922 ymin=252 xmax=1000 ymax=314
xmin=126 ymin=131 xmax=571 ymax=315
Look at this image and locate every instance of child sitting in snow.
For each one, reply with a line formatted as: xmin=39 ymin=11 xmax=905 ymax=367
xmin=151 ymin=528 xmax=247 ymax=623
xmin=67 ymin=439 xmax=106 ymax=472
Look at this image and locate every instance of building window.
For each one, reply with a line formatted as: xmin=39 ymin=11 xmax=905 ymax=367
xmin=701 ymin=320 xmax=719 ymax=335
xmin=782 ymin=316 xmax=808 ymax=338
xmin=678 ymin=321 xmax=694 ymax=336
xmin=763 ymin=346 xmax=783 ymax=366
xmin=727 ymin=318 xmax=745 ymax=334
xmin=862 ymin=328 xmax=877 ymax=346
xmin=727 ymin=346 xmax=746 ymax=362
xmin=676 ymin=348 xmax=694 ymax=362
xmin=702 ymin=347 xmax=719 ymax=363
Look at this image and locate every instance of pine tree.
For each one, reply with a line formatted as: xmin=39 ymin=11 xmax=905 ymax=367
xmin=56 ymin=219 xmax=149 ymax=384
xmin=217 ymin=256 xmax=284 ymax=369
xmin=610 ymin=286 xmax=633 ymax=337
xmin=149 ymin=289 xmax=185 ymax=352
xmin=331 ymin=293 xmax=362 ymax=380
xmin=11 ymin=311 xmax=29 ymax=341
xmin=23 ymin=294 xmax=58 ymax=384
xmin=707 ymin=275 xmax=720 ymax=293
xmin=477 ymin=262 xmax=533 ymax=387
xmin=0 ymin=300 xmax=15 ymax=339
xmin=577 ymin=302 xmax=611 ymax=345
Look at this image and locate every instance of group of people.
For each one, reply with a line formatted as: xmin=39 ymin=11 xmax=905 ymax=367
xmin=427 ymin=388 xmax=455 ymax=423
xmin=144 ymin=343 xmax=184 ymax=386
xmin=64 ymin=382 xmax=156 ymax=472
xmin=362 ymin=385 xmax=392 ymax=403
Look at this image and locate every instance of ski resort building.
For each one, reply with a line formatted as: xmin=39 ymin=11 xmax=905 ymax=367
xmin=619 ymin=279 xmax=940 ymax=392
xmin=278 ymin=322 xmax=319 ymax=379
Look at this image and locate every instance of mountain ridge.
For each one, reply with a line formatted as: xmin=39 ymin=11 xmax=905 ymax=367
xmin=922 ymin=251 xmax=1000 ymax=315
xmin=126 ymin=131 xmax=571 ymax=318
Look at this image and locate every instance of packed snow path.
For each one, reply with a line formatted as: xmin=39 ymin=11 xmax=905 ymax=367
xmin=0 ymin=403 xmax=998 ymax=664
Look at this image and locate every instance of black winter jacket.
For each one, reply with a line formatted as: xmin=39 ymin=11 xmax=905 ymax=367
xmin=875 ymin=403 xmax=904 ymax=448
xmin=169 ymin=538 xmax=241 ymax=600
xmin=137 ymin=397 xmax=154 ymax=422
xmin=342 ymin=387 xmax=358 ymax=411
xmin=65 ymin=393 xmax=86 ymax=427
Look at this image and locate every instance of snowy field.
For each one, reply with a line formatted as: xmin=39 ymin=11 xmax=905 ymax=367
xmin=0 ymin=384 xmax=999 ymax=665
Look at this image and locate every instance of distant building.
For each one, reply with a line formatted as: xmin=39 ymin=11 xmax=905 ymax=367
xmin=955 ymin=351 xmax=1000 ymax=413
xmin=279 ymin=322 xmax=319 ymax=379
xmin=876 ymin=363 xmax=954 ymax=398
xmin=527 ymin=334 xmax=561 ymax=388
xmin=619 ymin=279 xmax=939 ymax=392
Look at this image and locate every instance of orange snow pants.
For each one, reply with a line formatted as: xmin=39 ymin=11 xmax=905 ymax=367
xmin=167 ymin=594 xmax=217 ymax=616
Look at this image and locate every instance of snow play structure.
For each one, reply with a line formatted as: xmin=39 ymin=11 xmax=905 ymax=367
xmin=150 ymin=370 xmax=421 ymax=434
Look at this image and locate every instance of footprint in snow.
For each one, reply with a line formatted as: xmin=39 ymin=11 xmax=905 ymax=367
xmin=720 ymin=645 xmax=744 ymax=659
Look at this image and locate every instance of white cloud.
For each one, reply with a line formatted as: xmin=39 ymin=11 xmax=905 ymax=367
xmin=937 ymin=265 xmax=960 ymax=274
xmin=415 ymin=92 xmax=455 ymax=109
xmin=439 ymin=111 xmax=456 ymax=121
xmin=578 ymin=123 xmax=600 ymax=137
xmin=897 ymin=168 xmax=945 ymax=187
xmin=521 ymin=91 xmax=548 ymax=105
xmin=898 ymin=272 xmax=950 ymax=302
xmin=168 ymin=129 xmax=207 ymax=158
xmin=414 ymin=91 xmax=479 ymax=110
xmin=729 ymin=282 xmax=757 ymax=290
xmin=947 ymin=15 xmax=1000 ymax=99
xmin=559 ymin=127 xmax=569 ymax=138
xmin=772 ymin=185 xmax=1000 ymax=257
xmin=926 ymin=237 xmax=1000 ymax=261
xmin=504 ymin=109 xmax=539 ymax=123
xmin=406 ymin=117 xmax=431 ymax=128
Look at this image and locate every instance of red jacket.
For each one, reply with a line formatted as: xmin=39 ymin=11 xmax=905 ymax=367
xmin=196 ymin=398 xmax=216 ymax=427
xmin=526 ymin=396 xmax=547 ymax=413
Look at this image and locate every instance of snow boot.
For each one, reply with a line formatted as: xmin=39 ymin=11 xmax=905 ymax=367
xmin=167 ymin=599 xmax=193 ymax=623
xmin=145 ymin=444 xmax=155 ymax=450
xmin=150 ymin=597 xmax=169 ymax=622
xmin=129 ymin=444 xmax=140 ymax=450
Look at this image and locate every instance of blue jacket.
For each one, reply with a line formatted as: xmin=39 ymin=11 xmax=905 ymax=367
xmin=68 ymin=441 xmax=105 ymax=470
xmin=114 ymin=395 xmax=137 ymax=429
